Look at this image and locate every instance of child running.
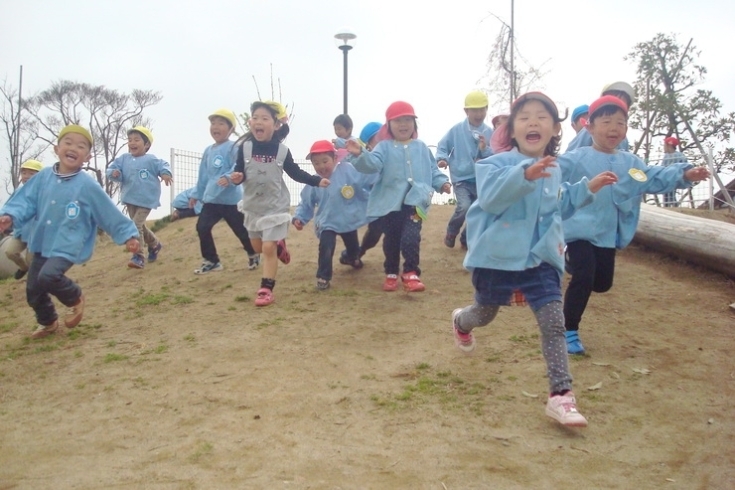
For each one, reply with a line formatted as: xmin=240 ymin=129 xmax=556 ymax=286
xmin=450 ymin=92 xmax=618 ymax=427
xmin=170 ymin=186 xmax=203 ymax=221
xmin=293 ymin=140 xmax=374 ymax=290
xmin=190 ymin=109 xmax=260 ymax=274
xmin=0 ymin=125 xmax=139 ymax=339
xmin=346 ymin=101 xmax=451 ymax=292
xmin=436 ymin=90 xmax=494 ymax=250
xmin=106 ymin=126 xmax=172 ymax=269
xmin=566 ymin=81 xmax=634 ymax=151
xmin=230 ymin=101 xmax=328 ymax=306
xmin=559 ymin=96 xmax=709 ymax=355
xmin=4 ymin=159 xmax=42 ymax=280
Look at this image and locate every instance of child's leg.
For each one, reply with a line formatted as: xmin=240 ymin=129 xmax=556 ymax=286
xmin=26 ymin=254 xmax=79 ymax=326
xmin=445 ymin=181 xmax=472 ymax=245
xmin=221 ymin=205 xmax=257 ymax=256
xmin=175 ymin=208 xmax=197 ymax=220
xmin=534 ymin=301 xmax=573 ymax=394
xmin=454 ymin=303 xmax=500 ymax=332
xmin=592 ymin=247 xmax=616 ymax=293
xmin=127 ymin=205 xmax=158 ymax=252
xmin=399 ymin=207 xmax=422 ymax=275
xmin=360 ymin=218 xmax=383 ymax=256
xmin=196 ymin=204 xmax=223 ymax=263
xmin=340 ymin=230 xmax=361 ymax=262
xmin=5 ymin=237 xmax=29 ymax=271
xmin=381 ymin=210 xmax=403 ymax=275
xmin=563 ymin=240 xmax=597 ymax=332
xmin=459 ymin=182 xmax=477 ymax=248
xmin=261 ymin=241 xmax=278 ymax=279
xmin=317 ymin=231 xmax=337 ymax=281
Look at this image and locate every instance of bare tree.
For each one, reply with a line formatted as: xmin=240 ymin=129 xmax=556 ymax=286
xmin=26 ymin=81 xmax=162 ymax=196
xmin=237 ymin=64 xmax=295 ymax=135
xmin=0 ymin=79 xmax=48 ymax=195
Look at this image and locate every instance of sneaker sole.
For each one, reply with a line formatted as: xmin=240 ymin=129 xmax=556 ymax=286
xmin=453 ymin=308 xmax=475 ymax=353
xmin=545 ymin=408 xmax=588 ymax=427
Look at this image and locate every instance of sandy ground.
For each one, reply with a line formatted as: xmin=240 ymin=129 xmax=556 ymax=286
xmin=0 ymin=205 xmax=733 ymax=489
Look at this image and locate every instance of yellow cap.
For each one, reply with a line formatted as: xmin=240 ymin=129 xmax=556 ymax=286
xmin=464 ymin=90 xmax=489 ymax=109
xmin=127 ymin=126 xmax=154 ymax=145
xmin=208 ymin=108 xmax=237 ymax=128
xmin=58 ymin=124 xmax=93 ymax=146
xmin=264 ymin=100 xmax=288 ymax=121
xmin=20 ymin=159 xmax=43 ymax=172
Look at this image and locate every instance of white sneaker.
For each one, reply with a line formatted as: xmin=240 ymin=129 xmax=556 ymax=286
xmin=248 ymin=254 xmax=261 ymax=271
xmin=194 ymin=260 xmax=223 ymax=274
xmin=545 ymin=391 xmax=588 ymax=427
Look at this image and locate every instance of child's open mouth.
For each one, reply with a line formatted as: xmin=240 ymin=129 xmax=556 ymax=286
xmin=526 ymin=132 xmax=541 ymax=143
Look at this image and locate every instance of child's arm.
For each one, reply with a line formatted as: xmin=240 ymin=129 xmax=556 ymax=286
xmin=292 ymin=187 xmax=316 ymax=230
xmin=106 ymin=156 xmax=124 ymax=181
xmin=0 ymin=174 xmax=41 ymax=232
xmin=475 ymin=157 xmax=539 ymax=215
xmin=477 ymin=128 xmax=494 ymax=159
xmin=348 ymin=139 xmax=385 ymax=174
xmin=192 ymin=149 xmax=208 ymax=203
xmin=155 ymin=157 xmax=173 ymax=186
xmin=283 ymin=150 xmax=327 ymax=187
xmin=435 ymin=129 xmax=454 ymax=168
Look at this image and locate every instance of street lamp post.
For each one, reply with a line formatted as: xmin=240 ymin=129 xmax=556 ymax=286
xmin=334 ymin=29 xmax=356 ymax=115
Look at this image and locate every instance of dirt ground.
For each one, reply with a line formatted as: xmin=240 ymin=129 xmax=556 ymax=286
xmin=0 ymin=205 xmax=733 ymax=489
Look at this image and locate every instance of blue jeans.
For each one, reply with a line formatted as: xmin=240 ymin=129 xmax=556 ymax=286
xmin=446 ymin=181 xmax=477 ymax=246
xmin=26 ymin=254 xmax=80 ymax=326
xmin=472 ymin=262 xmax=562 ymax=311
xmin=318 ymin=230 xmax=360 ymax=281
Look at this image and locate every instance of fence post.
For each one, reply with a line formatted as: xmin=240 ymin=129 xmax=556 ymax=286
xmin=170 ymin=148 xmax=176 ymax=216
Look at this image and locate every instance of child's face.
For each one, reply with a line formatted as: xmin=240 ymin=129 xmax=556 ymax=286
xmin=589 ymin=109 xmax=628 ymax=154
xmin=249 ymin=108 xmax=276 ymax=142
xmin=663 ymin=143 xmax=675 ymax=153
xmin=388 ymin=116 xmax=416 ymax=142
xmin=334 ymin=124 xmax=350 ymax=139
xmin=465 ymin=107 xmax=488 ymax=127
xmin=571 ymin=116 xmax=588 ymax=134
xmin=127 ymin=133 xmax=149 ymax=157
xmin=493 ymin=115 xmax=509 ymax=129
xmin=310 ymin=153 xmax=337 ymax=179
xmin=510 ymin=100 xmax=559 ymax=158
xmin=19 ymin=168 xmax=38 ymax=184
xmin=209 ymin=117 xmax=233 ymax=144
xmin=54 ymin=133 xmax=91 ymax=173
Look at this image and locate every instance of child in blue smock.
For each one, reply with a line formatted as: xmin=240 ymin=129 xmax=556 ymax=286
xmin=0 ymin=125 xmax=140 ymax=339
xmin=332 ymin=114 xmax=359 ymax=149
xmin=190 ymin=109 xmax=259 ymax=274
xmin=661 ymin=136 xmax=689 ymax=207
xmin=450 ymin=92 xmax=619 ymax=428
xmin=106 ymin=126 xmax=172 ymax=269
xmin=170 ymin=187 xmax=203 ymax=221
xmin=5 ymin=159 xmax=42 ymax=280
xmin=293 ymin=140 xmax=374 ymax=290
xmin=436 ymin=90 xmax=494 ymax=250
xmin=566 ymin=81 xmax=634 ymax=152
xmin=346 ymin=101 xmax=451 ymax=293
xmin=559 ymin=96 xmax=709 ymax=355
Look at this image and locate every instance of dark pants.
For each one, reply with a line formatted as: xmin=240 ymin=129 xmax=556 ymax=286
xmin=175 ymin=207 xmax=198 ymax=219
xmin=446 ymin=181 xmax=477 ymax=246
xmin=26 ymin=254 xmax=80 ymax=326
xmin=318 ymin=230 xmax=360 ymax=281
xmin=360 ymin=218 xmax=384 ymax=255
xmin=196 ymin=203 xmax=255 ymax=262
xmin=382 ymin=205 xmax=422 ymax=276
xmin=563 ymin=240 xmax=616 ymax=331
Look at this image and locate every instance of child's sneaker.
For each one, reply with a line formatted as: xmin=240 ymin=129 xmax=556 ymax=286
xmin=277 ymin=239 xmax=291 ymax=264
xmin=254 ymin=287 xmax=274 ymax=306
xmin=545 ymin=391 xmax=588 ymax=427
xmin=128 ymin=255 xmax=145 ymax=269
xmin=383 ymin=274 xmax=398 ymax=291
xmin=64 ymin=295 xmax=85 ymax=328
xmin=248 ymin=254 xmax=261 ymax=270
xmin=194 ymin=260 xmax=223 ymax=274
xmin=565 ymin=330 xmax=586 ymax=355
xmin=452 ymin=308 xmax=475 ymax=353
xmin=14 ymin=269 xmax=27 ymax=280
xmin=444 ymin=233 xmax=457 ymax=248
xmin=147 ymin=242 xmax=163 ymax=262
xmin=401 ymin=271 xmax=425 ymax=292
xmin=30 ymin=320 xmax=59 ymax=339
xmin=316 ymin=279 xmax=330 ymax=290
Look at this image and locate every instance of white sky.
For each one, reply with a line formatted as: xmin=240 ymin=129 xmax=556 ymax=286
xmin=1 ymin=0 xmax=734 ymax=207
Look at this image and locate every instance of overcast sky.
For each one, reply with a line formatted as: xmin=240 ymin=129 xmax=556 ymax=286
xmin=2 ymin=0 xmax=734 ymax=207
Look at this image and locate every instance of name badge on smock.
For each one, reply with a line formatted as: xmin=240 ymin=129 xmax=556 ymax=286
xmin=629 ymin=168 xmax=647 ymax=182
xmin=341 ymin=185 xmax=355 ymax=199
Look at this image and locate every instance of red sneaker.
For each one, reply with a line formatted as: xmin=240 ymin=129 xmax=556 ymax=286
xmin=401 ymin=271 xmax=425 ymax=292
xmin=277 ymin=240 xmax=291 ymax=264
xmin=383 ymin=274 xmax=398 ymax=291
xmin=254 ymin=288 xmax=275 ymax=306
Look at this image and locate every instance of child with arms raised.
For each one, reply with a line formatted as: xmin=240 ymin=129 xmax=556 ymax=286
xmin=559 ymin=96 xmax=709 ymax=355
xmin=0 ymin=125 xmax=139 ymax=339
xmin=450 ymin=92 xmax=618 ymax=427
xmin=230 ymin=101 xmax=329 ymax=306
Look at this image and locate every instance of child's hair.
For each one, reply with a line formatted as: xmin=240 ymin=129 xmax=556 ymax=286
xmin=504 ymin=92 xmax=565 ymax=157
xmin=588 ymin=105 xmax=627 ymax=123
xmin=235 ymin=101 xmax=290 ymax=145
xmin=587 ymin=95 xmax=629 ymax=123
xmin=333 ymin=114 xmax=353 ymax=132
xmin=127 ymin=126 xmax=153 ymax=148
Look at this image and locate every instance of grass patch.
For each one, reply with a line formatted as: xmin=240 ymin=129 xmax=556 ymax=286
xmin=136 ymin=292 xmax=170 ymax=307
xmin=234 ymin=295 xmax=249 ymax=303
xmin=150 ymin=215 xmax=172 ymax=233
xmin=188 ymin=442 xmax=213 ymax=463
xmin=172 ymin=295 xmax=194 ymax=305
xmin=0 ymin=322 xmax=19 ymax=334
xmin=103 ymin=353 xmax=129 ymax=363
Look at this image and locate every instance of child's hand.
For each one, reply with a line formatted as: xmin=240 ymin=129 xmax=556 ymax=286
xmin=345 ymin=139 xmax=362 ymax=156
xmin=126 ymin=238 xmax=140 ymax=254
xmin=0 ymin=215 xmax=12 ymax=233
xmin=318 ymin=178 xmax=330 ymax=188
xmin=441 ymin=182 xmax=452 ymax=194
xmin=478 ymin=135 xmax=487 ymax=151
xmin=230 ymin=172 xmax=244 ymax=184
xmin=587 ymin=171 xmax=618 ymax=193
xmin=524 ymin=156 xmax=557 ymax=181
xmin=111 ymin=170 xmax=121 ymax=178
xmin=292 ymin=219 xmax=304 ymax=231
xmin=161 ymin=174 xmax=173 ymax=186
xmin=685 ymin=166 xmax=710 ymax=182
xmin=437 ymin=159 xmax=448 ymax=169
xmin=188 ymin=198 xmax=197 ymax=209
xmin=216 ymin=176 xmax=229 ymax=187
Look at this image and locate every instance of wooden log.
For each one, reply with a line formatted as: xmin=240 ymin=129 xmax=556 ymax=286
xmin=633 ymin=205 xmax=735 ymax=279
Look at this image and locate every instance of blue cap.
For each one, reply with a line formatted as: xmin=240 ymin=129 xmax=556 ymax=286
xmin=359 ymin=122 xmax=382 ymax=145
xmin=571 ymin=104 xmax=589 ymax=123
